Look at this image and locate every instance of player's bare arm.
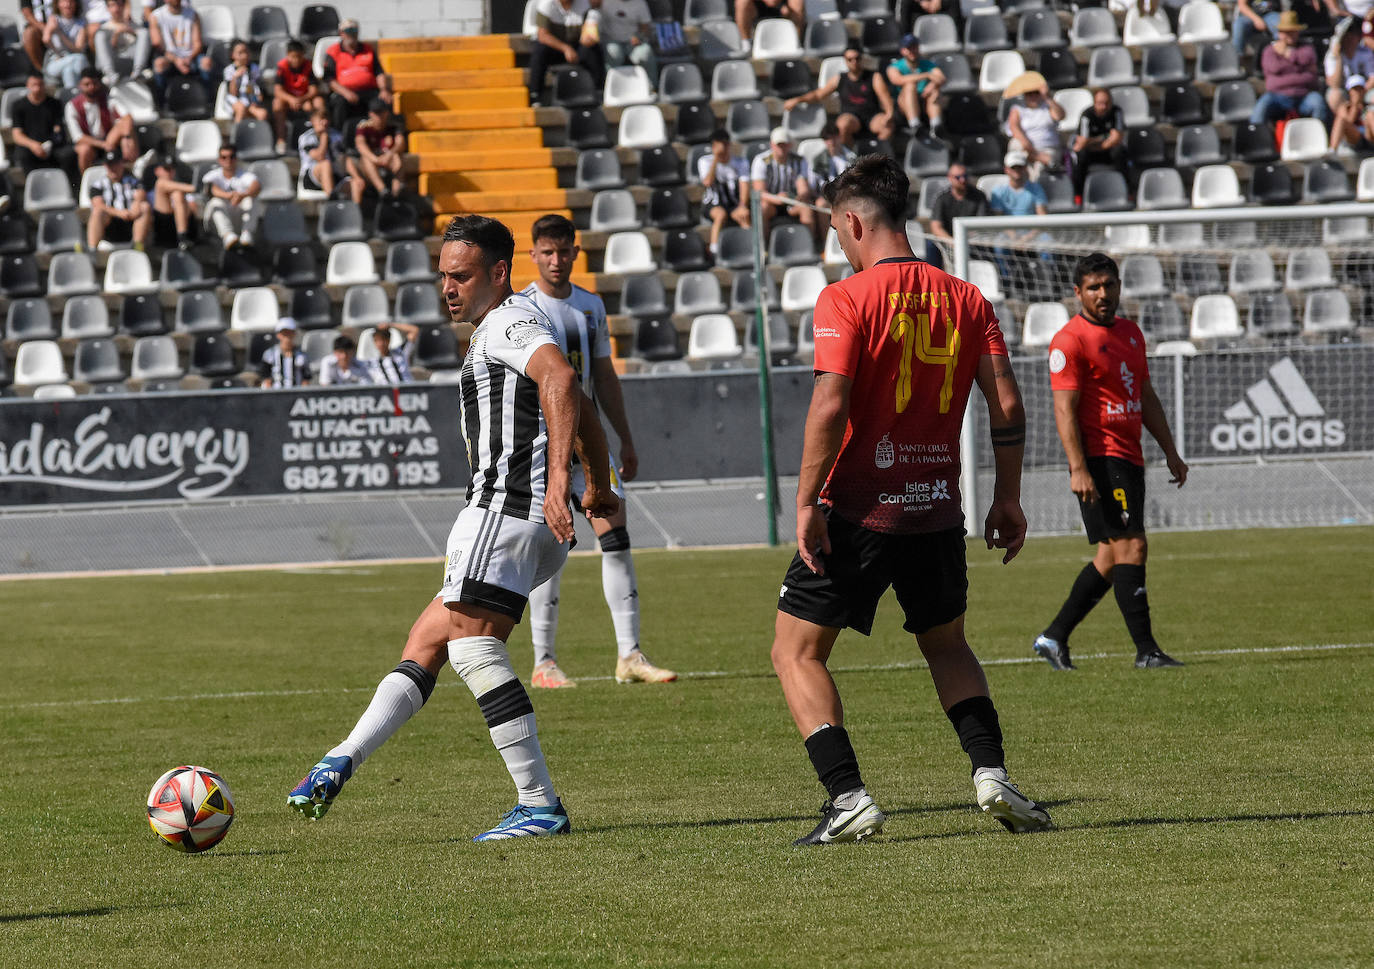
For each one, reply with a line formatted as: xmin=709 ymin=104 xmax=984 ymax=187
xmin=795 ymin=371 xmax=852 ymax=576
xmin=525 ymin=344 xmax=581 ymax=543
xmin=976 ymin=353 xmax=1027 ymax=563
xmin=1053 ymin=387 xmax=1098 ymax=503
xmin=572 ymin=388 xmax=620 ymax=520
xmin=590 ymin=355 xmax=638 ymax=481
xmin=1140 ymin=376 xmax=1188 ymax=487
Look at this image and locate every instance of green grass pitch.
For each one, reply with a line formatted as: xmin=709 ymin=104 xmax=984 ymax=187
xmin=1 ymin=526 xmax=1372 ymax=967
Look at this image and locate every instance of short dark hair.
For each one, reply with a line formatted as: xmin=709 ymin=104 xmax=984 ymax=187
xmin=333 ymin=335 xmax=356 ymax=351
xmin=442 ymin=215 xmax=515 ymax=269
xmin=27 ymin=69 xmax=43 ymax=82
xmin=80 ymin=66 xmax=102 ymax=83
xmin=709 ymin=128 xmax=730 ymax=145
xmin=530 ymin=213 xmax=577 ymax=246
xmin=844 ymin=42 xmax=863 ymax=56
xmin=1073 ymin=251 xmax=1120 ymax=287
xmin=286 ymin=39 xmax=305 ymax=54
xmin=820 ymin=122 xmax=839 ymax=139
xmin=821 ymin=154 xmax=909 ymax=229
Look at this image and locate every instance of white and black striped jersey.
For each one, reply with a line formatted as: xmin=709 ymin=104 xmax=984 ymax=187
xmin=88 ymin=171 xmax=142 ymax=210
xmin=459 ymin=291 xmax=561 ymax=523
xmin=750 ymin=150 xmax=812 ymax=196
xmin=519 ymin=283 xmax=611 ymax=395
xmin=257 ymin=345 xmax=311 ymax=386
xmin=697 ymin=154 xmax=749 ymax=211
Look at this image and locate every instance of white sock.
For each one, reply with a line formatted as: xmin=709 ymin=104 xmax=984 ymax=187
xmin=489 ymin=713 xmax=557 ymax=807
xmin=833 ymin=786 xmax=868 ymax=811
xmin=602 ymin=549 xmax=640 ymax=658
xmin=326 ymin=671 xmax=425 ymax=767
xmin=529 ymin=573 xmax=561 ymax=665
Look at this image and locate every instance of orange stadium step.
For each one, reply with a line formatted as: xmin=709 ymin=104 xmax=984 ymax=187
xmin=383 ymin=49 xmax=514 ymax=74
xmin=408 ymin=108 xmax=535 ymax=131
xmin=378 ymin=35 xmax=512 ymax=54
xmin=409 ymin=128 xmax=543 ymax=153
xmin=434 ymin=210 xmax=575 ymax=234
xmin=389 ymin=67 xmax=525 ymax=93
xmin=431 ymin=188 xmax=572 ymax=212
xmin=420 ymin=168 xmax=558 ymax=195
xmin=417 ymin=148 xmax=557 ymax=173
xmin=396 ymin=87 xmax=530 ymax=113
xmin=511 ymin=271 xmax=595 ymax=292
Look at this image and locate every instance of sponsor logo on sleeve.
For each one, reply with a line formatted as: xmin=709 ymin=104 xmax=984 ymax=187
xmin=1049 ymin=348 xmax=1067 ymax=374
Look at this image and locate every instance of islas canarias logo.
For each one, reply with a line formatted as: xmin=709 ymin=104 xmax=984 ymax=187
xmin=1210 ymin=358 xmax=1346 ymax=452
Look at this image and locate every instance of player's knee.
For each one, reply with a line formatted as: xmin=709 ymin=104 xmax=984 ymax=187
xmin=449 ymin=635 xmax=517 ymax=698
xmin=598 ymin=526 xmax=631 ymax=553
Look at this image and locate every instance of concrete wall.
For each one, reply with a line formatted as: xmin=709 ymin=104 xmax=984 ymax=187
xmin=207 ymin=0 xmax=488 ymax=40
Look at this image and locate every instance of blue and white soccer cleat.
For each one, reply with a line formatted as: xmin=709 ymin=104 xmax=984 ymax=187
xmin=472 ymin=800 xmax=571 ymax=841
xmin=1033 ymin=634 xmax=1075 ymax=671
xmin=286 ymin=754 xmax=353 ymax=820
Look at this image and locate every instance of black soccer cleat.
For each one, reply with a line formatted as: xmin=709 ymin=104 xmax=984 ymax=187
xmin=1135 ymin=649 xmax=1184 ymax=669
xmin=792 ymin=793 xmax=885 ymax=846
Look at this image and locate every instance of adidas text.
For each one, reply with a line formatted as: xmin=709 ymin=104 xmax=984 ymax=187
xmin=1210 ymin=416 xmax=1345 ymax=452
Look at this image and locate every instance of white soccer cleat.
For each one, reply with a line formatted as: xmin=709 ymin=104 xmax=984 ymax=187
xmin=615 ymin=649 xmax=677 ymax=684
xmin=793 ymin=790 xmax=886 ymax=846
xmin=975 ymin=767 xmax=1053 ymax=833
xmin=531 ymin=659 xmax=577 ymax=689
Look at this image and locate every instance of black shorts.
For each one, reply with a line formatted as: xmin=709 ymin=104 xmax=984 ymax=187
xmin=103 ymin=219 xmax=134 ymax=243
xmin=1078 ymin=455 xmax=1146 ymax=544
xmin=152 ymin=210 xmax=178 ymax=248
xmin=778 ymin=511 xmax=968 ymax=636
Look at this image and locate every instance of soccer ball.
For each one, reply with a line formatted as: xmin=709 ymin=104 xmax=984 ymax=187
xmin=146 ymin=766 xmax=236 ymax=853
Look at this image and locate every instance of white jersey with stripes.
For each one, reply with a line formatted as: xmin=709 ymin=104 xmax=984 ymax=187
xmin=520 ymin=282 xmax=612 ymax=398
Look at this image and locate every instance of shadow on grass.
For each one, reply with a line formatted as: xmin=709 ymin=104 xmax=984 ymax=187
xmin=0 ymin=900 xmax=186 ymax=924
xmin=209 ymin=848 xmax=292 ymax=858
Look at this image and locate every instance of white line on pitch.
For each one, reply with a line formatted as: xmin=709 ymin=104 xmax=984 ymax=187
xmin=4 ymin=642 xmax=1371 ymax=711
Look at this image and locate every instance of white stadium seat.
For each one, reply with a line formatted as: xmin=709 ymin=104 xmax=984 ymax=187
xmin=617 ymin=105 xmax=669 ymax=149
xmin=687 ymin=314 xmax=743 ymax=360
xmin=1280 ymin=118 xmax=1328 ymax=162
xmin=603 ymin=66 xmax=655 ymax=108
xmin=1022 ymin=302 xmax=1069 ymax=346
xmin=103 ymin=249 xmax=158 ymax=296
xmin=230 ymin=287 xmax=281 ymax=331
xmin=325 ymin=242 xmax=379 ymax=286
xmin=602 ymin=232 xmax=657 ymax=275
xmin=1189 ymin=293 xmax=1242 ymax=340
xmin=780 ymin=266 xmax=827 ymax=313
xmin=14 ymin=341 xmax=69 ymax=386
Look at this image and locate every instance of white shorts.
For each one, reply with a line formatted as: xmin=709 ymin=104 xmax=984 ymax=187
xmin=438 ymin=505 xmax=569 ymax=621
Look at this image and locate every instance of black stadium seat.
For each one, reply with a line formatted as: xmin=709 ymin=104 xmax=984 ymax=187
xmin=958 ymin=134 xmax=1004 ymax=176
xmin=119 ymin=294 xmax=167 ymax=336
xmin=1083 ymin=170 xmax=1132 ymax=212
xmin=415 ymin=325 xmax=461 ymax=370
xmin=1175 ymin=124 xmax=1227 ymax=169
xmin=192 ymin=333 xmax=240 ymax=377
xmin=575 ymin=148 xmax=624 ymax=190
xmin=1251 ymin=163 xmax=1295 ymax=204
xmin=249 ymin=5 xmax=292 ymax=45
xmin=0 ymin=254 xmax=44 ymax=298
xmin=74 ymin=338 xmax=126 ymax=384
xmin=716 ymin=226 xmax=754 ymax=269
xmin=374 ymin=198 xmax=423 ymax=241
xmin=647 ymin=187 xmax=693 ymax=228
xmin=638 ymin=146 xmax=683 ymax=187
xmin=1141 ymin=45 xmax=1189 ymax=86
xmin=632 ymin=317 xmax=681 ymax=361
xmin=567 ymin=107 xmax=612 ymax=149
xmin=298 ymin=3 xmax=340 ymax=41
xmin=659 ymin=63 xmax=705 ymax=104
xmin=165 ymin=76 xmax=211 ymax=120
xmin=175 ymin=290 xmax=225 ymax=333
xmin=661 ymin=229 xmax=711 ymax=272
xmin=162 ymin=248 xmax=216 ymax=291
xmin=0 ymin=214 xmax=33 ymax=255
xmin=290 ymin=286 xmax=334 ymax=329
xmin=904 ymin=134 xmax=950 ymax=178
xmin=1124 ymin=127 xmax=1167 ymax=172
xmin=860 ymin=17 xmax=902 ymax=56
xmin=621 ymin=274 xmax=669 ymax=317
xmin=931 ymin=53 xmax=975 ymax=96
xmin=274 ymin=244 xmax=321 ymax=286
xmin=219 ymin=246 xmax=267 ymax=287
xmin=6 ymin=298 xmax=56 ymax=340
xmin=1161 ymin=85 xmax=1207 ymax=126
xmin=1037 ymin=47 xmax=1080 ymax=90
xmin=1234 ymin=122 xmax=1278 ymax=163
xmin=941 ymin=93 xmax=992 ymax=135
xmin=553 ymin=66 xmax=601 ymax=108
xmin=674 ymin=100 xmax=716 ymax=145
xmin=769 ymin=59 xmax=812 ymax=99
xmin=1303 ymin=159 xmax=1353 ymax=203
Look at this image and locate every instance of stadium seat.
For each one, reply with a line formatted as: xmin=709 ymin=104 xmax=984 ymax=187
xmin=687 ymin=314 xmax=742 ymax=360
xmin=1235 ymin=122 xmax=1279 ymax=164
xmin=674 ymin=271 xmax=726 ymax=316
xmin=576 ymin=149 xmax=625 ymax=191
xmin=166 ymin=76 xmax=212 ymax=120
xmin=1175 ymin=125 xmax=1227 ymax=169
xmin=109 ymin=79 xmax=157 ymax=123
xmin=290 ymin=286 xmax=333 ymax=329
xmin=1022 ymin=302 xmax=1069 ymax=346
xmin=1358 ymin=158 xmax=1374 ymax=201
xmin=256 ymin=202 xmax=310 ymax=250
xmin=36 ymin=210 xmax=83 ymax=254
xmin=603 ymin=232 xmax=657 ymax=274
xmin=1083 ymin=170 xmax=1131 ymax=212
xmin=1121 ymin=254 xmax=1168 ymax=300
xmin=230 ymin=287 xmax=281 ymax=331
xmin=1104 ymin=222 xmax=1151 ymax=252
xmin=780 ymin=266 xmax=826 ymax=313
xmin=6 ymin=298 xmax=55 ymax=341
xmin=248 ymin=5 xmax=291 ymax=45
xmin=74 ymin=338 xmax=125 ymax=385
xmin=1285 ymin=248 xmax=1335 ymax=290
xmin=931 ymin=54 xmax=975 ymax=97
xmin=662 ymin=229 xmax=711 ymax=272
xmin=674 ymin=100 xmax=716 ymax=144
xmin=317 ymin=200 xmax=367 ymax=244
xmin=1141 ymin=46 xmax=1188 ymax=86
xmin=1124 ymin=126 xmax=1167 ymax=171
xmin=904 ymin=134 xmax=951 ymax=178
xmin=0 ymin=215 xmax=32 ymax=256
xmin=730 ymin=270 xmax=780 ymax=312
xmin=1053 ymin=88 xmax=1093 ymax=134
xmin=249 ymin=160 xmax=294 ymax=202
xmin=176 ymin=290 xmax=226 ymax=333
xmin=383 ymin=241 xmax=434 ymax=285
xmin=632 ymin=316 xmax=681 ymax=361
xmin=726 ymin=99 xmax=771 ymax=144
xmin=958 ymin=133 xmax=1003 ymax=176
xmin=604 ymin=66 xmax=655 ymax=108
xmin=639 ymin=145 xmax=683 ymax=186
xmin=1188 ymin=294 xmax=1242 ymax=340
xmin=48 ymin=252 xmax=99 ymax=297
xmin=1302 ymin=160 xmax=1353 ymax=203
xmin=32 ymin=383 xmax=79 ymax=399
xmin=130 ymin=334 xmax=183 ymax=381
xmin=978 ymin=50 xmax=1025 ymax=95
xmin=621 ymin=274 xmax=670 ymax=317
xmin=245 ymin=331 xmax=276 ymax=368
xmin=1178 ymin=257 xmax=1224 ymax=294
xmin=273 ymin=244 xmax=321 ymax=287
xmin=914 ymin=177 xmax=942 ymax=220
xmin=1161 ymin=85 xmax=1206 ymax=126
xmin=1251 ymin=163 xmax=1296 ymax=204
xmin=846 ymin=0 xmax=892 ymax=17
xmin=1123 ymin=7 xmax=1175 ymax=45
xmin=716 ymin=226 xmax=755 ymax=269
xmin=647 ymin=187 xmax=692 ymax=228
xmin=684 ymin=0 xmax=728 ymax=26
xmin=752 ymin=18 xmax=803 ymax=60
xmin=1088 ymin=47 xmax=1137 ymax=88
xmin=0 ymin=87 xmax=21 ymax=130
xmin=966 ymin=260 xmax=1003 ymax=300
xmin=232 ymin=119 xmax=277 ymax=162
xmin=342 ymin=285 xmax=389 ymax=329
xmin=698 ymin=19 xmax=748 ymax=61
xmin=162 ymin=249 xmax=215 ymax=291
xmin=590 ymin=190 xmax=640 ymax=233
xmin=1070 ymin=7 xmax=1119 ymax=47
xmin=660 ymin=63 xmax=706 ymax=104
xmin=711 ymin=60 xmax=760 ymax=102
xmin=1156 ymin=220 xmax=1200 ymax=249
xmin=325 ymin=242 xmax=378 ymax=286
xmin=964 ymin=8 xmax=1010 ymax=53
xmin=1 ymin=254 xmax=44 ymax=298
xmin=914 ymin=13 xmax=961 ymax=54
xmin=1302 ymin=289 xmax=1353 ymax=332
xmin=1037 ymin=47 xmax=1081 ymax=91
xmin=1194 ymin=42 xmax=1244 ymax=83
xmin=77 ymin=164 xmax=108 ymax=212
xmin=175 ymin=120 xmax=223 ymax=164
xmin=783 ymin=102 xmax=826 ymax=140
xmin=119 ymin=293 xmax=166 ymax=336
xmin=298 ymin=4 xmax=340 ymax=41
xmin=768 ymin=224 xmax=815 ymax=267
xmin=859 ymin=16 xmax=901 ymax=56
xmin=103 ymin=249 xmax=157 ymax=296
xmin=1280 ymin=119 xmax=1327 ymax=162
xmin=619 ymin=105 xmax=669 ymax=149
xmin=1323 ymin=216 xmax=1368 ymax=244
xmin=23 ymin=169 xmax=75 ymax=213
xmin=1039 ymin=171 xmax=1078 ymax=213
xmin=743 ymin=311 xmax=797 ymax=361
xmin=414 ymin=324 xmax=461 ymax=371
xmin=1247 ymin=291 xmax=1296 ymax=336
xmin=299 ymin=328 xmax=337 ymax=369
xmin=1228 ymin=250 xmax=1278 ymax=293
xmin=395 ymin=282 xmax=446 ymax=325
xmin=1111 ymin=86 xmax=1154 ymax=127
xmin=1017 ymin=9 xmax=1064 ymax=50
xmin=222 ymin=243 xmax=269 ymax=287
xmin=1212 ymin=81 xmax=1257 ymax=123
xmin=14 ymin=341 xmax=69 ymax=386
xmin=1177 ymin=0 xmax=1227 ymax=42
xmin=567 ymin=107 xmax=612 ymax=149
xmin=975 ymin=173 xmax=1009 ymax=196
xmin=552 ymin=66 xmax=600 ymax=108
xmin=804 ymin=18 xmax=848 ymax=58
xmin=1191 ymin=165 xmax=1245 ymax=208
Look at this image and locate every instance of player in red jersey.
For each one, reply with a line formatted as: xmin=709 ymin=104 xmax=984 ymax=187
xmin=771 ymin=155 xmax=1051 ymax=845
xmin=1033 ymin=252 xmax=1189 ymax=672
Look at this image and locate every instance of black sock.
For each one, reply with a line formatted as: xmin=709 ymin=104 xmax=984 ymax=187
xmin=1112 ymin=563 xmax=1157 ymax=654
xmin=946 ymin=696 xmax=1004 ymax=774
xmin=1044 ymin=562 xmax=1112 ymax=643
xmin=804 ymin=725 xmax=864 ymax=800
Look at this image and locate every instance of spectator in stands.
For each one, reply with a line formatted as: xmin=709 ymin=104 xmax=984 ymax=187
xmin=10 ymin=72 xmax=79 ymax=186
xmin=1325 ymin=17 xmax=1374 ymax=115
xmin=201 ymin=144 xmax=260 ymax=249
xmin=1004 ymin=73 xmax=1065 ymax=179
xmin=1232 ymin=0 xmax=1280 ymax=54
xmin=319 ymin=335 xmax=372 ymax=385
xmin=259 ymin=318 xmax=312 ymax=388
xmin=322 ymin=18 xmax=393 ymax=131
xmin=989 ymin=148 xmax=1048 ymax=227
xmin=88 ymin=0 xmax=150 ymax=82
xmin=273 ymin=40 xmax=324 ymax=155
xmin=347 ymin=97 xmax=407 ymax=203
xmin=142 ymin=153 xmax=197 ymax=250
xmin=20 ymin=0 xmax=52 ymax=73
xmin=596 ymin=0 xmax=658 ymax=90
xmin=147 ymin=0 xmax=210 ymax=107
xmin=41 ymin=0 xmax=90 ymax=91
xmin=66 ymin=67 xmax=135 ymax=172
xmin=699 ymin=128 xmax=751 ymax=254
xmin=896 ymin=0 xmax=962 ymax=35
xmin=1330 ymin=74 xmax=1374 ymax=148
xmin=1070 ymin=88 xmax=1125 ymax=206
xmin=86 ymin=149 xmax=150 ymax=252
xmin=222 ymin=39 xmax=268 ymax=124
xmin=1291 ymin=0 xmax=1339 ymax=39
xmin=1251 ymin=11 xmax=1334 ymax=126
xmin=929 ymin=162 xmax=988 ymax=245
xmin=367 ymin=323 xmax=419 ymax=384
xmin=735 ymin=0 xmax=804 ymax=49
xmin=751 ymin=126 xmax=816 ymax=243
xmin=786 ymin=42 xmax=896 ymax=144
xmin=808 ymin=122 xmax=857 ymax=195
xmin=527 ymin=0 xmax=604 ymax=107
xmin=885 ymin=34 xmax=945 ymax=135
xmin=299 ymin=109 xmax=345 ymax=198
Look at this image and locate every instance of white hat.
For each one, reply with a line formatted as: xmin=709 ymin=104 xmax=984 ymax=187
xmin=1347 ymin=74 xmax=1367 ymax=90
xmin=769 ymin=126 xmax=790 ymax=145
xmin=275 ymin=317 xmax=298 ymax=332
xmin=1004 ymin=147 xmax=1029 ymax=167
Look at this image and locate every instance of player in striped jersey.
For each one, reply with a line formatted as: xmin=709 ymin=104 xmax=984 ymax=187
xmin=520 ymin=214 xmax=676 ymax=689
xmin=289 ymin=215 xmax=620 ymax=840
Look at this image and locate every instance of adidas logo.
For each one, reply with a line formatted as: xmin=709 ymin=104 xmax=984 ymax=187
xmin=1210 ymin=358 xmax=1346 ymax=452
